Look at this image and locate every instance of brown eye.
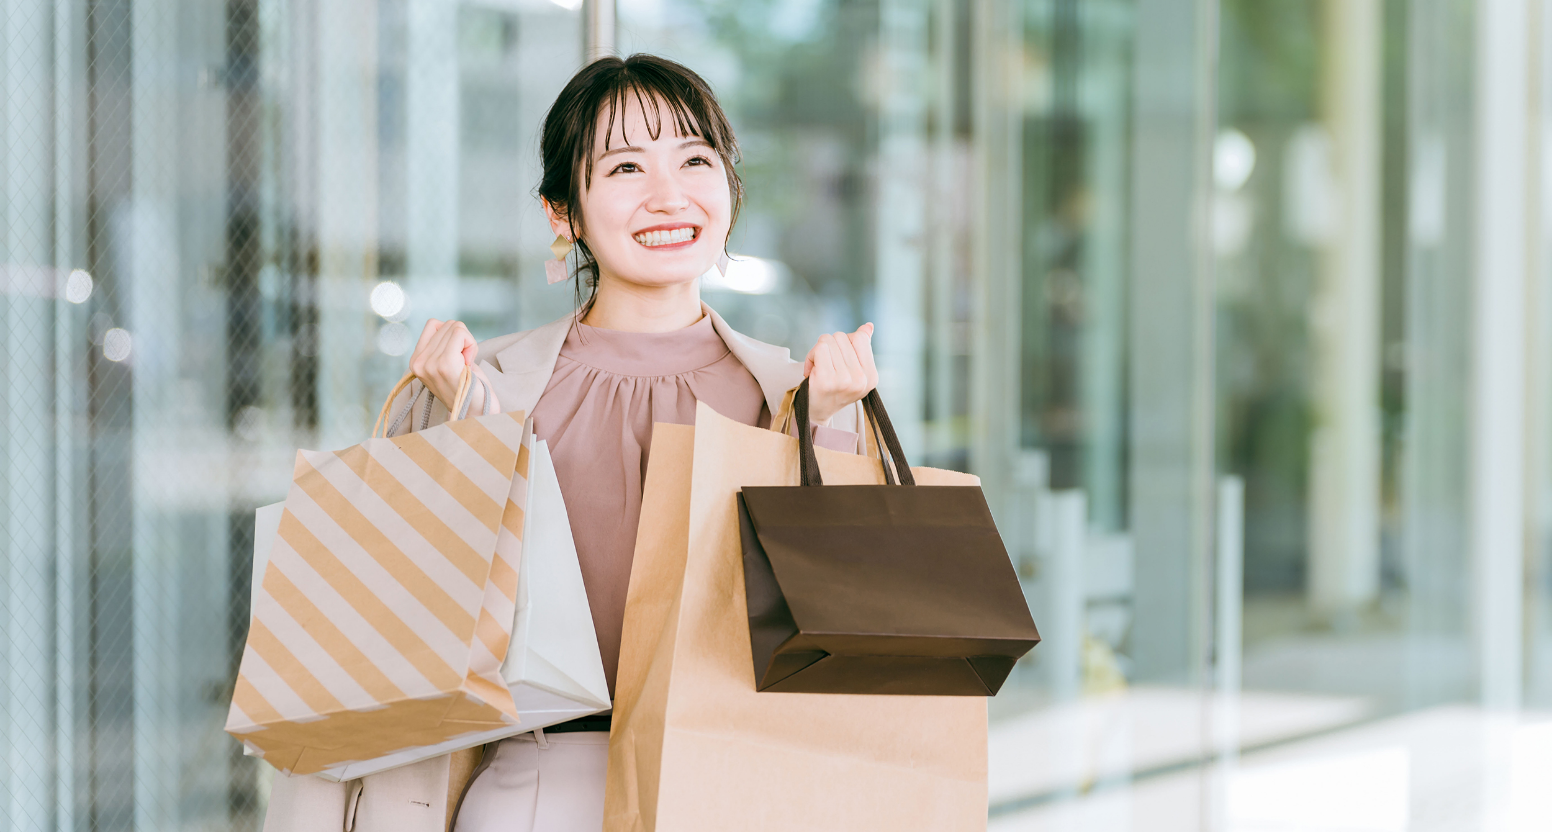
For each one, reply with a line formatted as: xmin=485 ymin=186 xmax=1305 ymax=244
xmin=686 ymin=155 xmax=713 ymax=167
xmin=610 ymin=162 xmax=641 ymax=175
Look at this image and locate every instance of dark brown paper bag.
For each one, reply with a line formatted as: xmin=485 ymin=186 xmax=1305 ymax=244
xmin=738 ymin=383 xmax=1039 ymax=695
xmin=604 ymin=402 xmax=988 ymax=832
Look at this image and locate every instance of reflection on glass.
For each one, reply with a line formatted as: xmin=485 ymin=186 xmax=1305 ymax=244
xmin=5 ymin=0 xmax=1552 ymax=829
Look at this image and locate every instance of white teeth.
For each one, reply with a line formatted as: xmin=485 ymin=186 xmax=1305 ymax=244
xmin=634 ymin=227 xmax=696 ymax=247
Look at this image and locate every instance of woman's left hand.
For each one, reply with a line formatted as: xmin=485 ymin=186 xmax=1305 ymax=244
xmin=803 ymin=323 xmax=878 ymax=424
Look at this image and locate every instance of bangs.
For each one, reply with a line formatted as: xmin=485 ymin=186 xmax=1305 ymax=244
xmin=575 ymin=66 xmax=740 ymax=188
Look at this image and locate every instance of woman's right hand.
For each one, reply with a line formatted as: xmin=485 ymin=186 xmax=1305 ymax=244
xmin=408 ymin=319 xmax=478 ymax=407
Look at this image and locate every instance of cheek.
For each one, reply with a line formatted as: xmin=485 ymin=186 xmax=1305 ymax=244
xmin=579 ymin=183 xmax=637 ymax=245
xmin=692 ymin=178 xmax=734 ymax=229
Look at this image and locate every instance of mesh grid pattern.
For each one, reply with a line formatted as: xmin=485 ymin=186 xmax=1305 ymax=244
xmin=2 ymin=2 xmax=581 ymax=828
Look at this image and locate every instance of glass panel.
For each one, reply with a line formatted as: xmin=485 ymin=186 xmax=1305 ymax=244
xmin=7 ymin=0 xmax=1551 ymax=829
xmin=1213 ymin=0 xmax=1483 ymax=714
xmin=624 ymin=0 xmax=1219 ymax=823
xmin=1 ymin=1 xmax=581 ymax=827
xmin=1210 ymin=0 xmax=1552 ymax=829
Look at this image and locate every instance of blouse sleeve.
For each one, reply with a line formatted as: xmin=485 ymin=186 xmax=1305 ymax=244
xmin=813 ymin=424 xmax=860 ymax=453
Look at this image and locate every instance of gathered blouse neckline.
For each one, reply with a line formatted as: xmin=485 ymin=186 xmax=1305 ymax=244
xmin=561 ymin=315 xmax=731 ymax=378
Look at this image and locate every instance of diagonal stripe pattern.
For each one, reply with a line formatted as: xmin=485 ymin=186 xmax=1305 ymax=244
xmin=225 ymin=411 xmax=531 ymax=775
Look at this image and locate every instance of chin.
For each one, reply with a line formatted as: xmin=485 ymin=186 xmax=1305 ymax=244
xmin=614 ymin=255 xmax=717 ymax=288
xmin=627 ymin=267 xmax=711 ymax=288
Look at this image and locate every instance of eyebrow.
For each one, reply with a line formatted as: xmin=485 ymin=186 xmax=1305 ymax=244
xmin=597 ymin=139 xmax=713 ymax=161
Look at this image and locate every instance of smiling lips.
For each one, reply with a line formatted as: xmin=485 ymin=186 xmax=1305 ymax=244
xmin=634 ymin=226 xmax=699 ymax=248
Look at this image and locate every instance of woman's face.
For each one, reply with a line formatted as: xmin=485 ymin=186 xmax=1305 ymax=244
xmin=565 ymin=94 xmax=733 ymax=290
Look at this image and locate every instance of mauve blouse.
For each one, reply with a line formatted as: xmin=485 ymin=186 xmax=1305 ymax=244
xmin=528 ymin=316 xmax=854 ymax=697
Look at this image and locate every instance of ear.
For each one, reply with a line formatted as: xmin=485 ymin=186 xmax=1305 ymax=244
xmin=542 ymin=197 xmax=573 ymax=241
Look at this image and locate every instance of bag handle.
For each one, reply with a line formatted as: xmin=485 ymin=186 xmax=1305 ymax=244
xmin=775 ymin=386 xmax=888 ymax=465
xmin=771 ymin=386 xmax=799 ymax=436
xmin=794 ymin=377 xmax=915 ymax=487
xmin=372 ymin=365 xmax=472 ymax=439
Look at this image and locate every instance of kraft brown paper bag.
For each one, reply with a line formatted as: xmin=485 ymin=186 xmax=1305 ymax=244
xmin=604 ymin=402 xmax=988 ymax=832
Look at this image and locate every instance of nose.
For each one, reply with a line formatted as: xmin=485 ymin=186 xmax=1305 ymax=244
xmin=644 ymin=165 xmax=690 ymax=214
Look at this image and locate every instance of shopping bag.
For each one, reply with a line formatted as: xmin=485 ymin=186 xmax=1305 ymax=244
xmin=499 ymin=435 xmax=612 ymax=723
xmin=236 ymin=419 xmax=610 ymax=780
xmin=604 ymin=401 xmax=989 ymax=832
xmin=737 ymin=380 xmax=1039 ymax=695
xmin=226 ymin=371 xmax=529 ymax=777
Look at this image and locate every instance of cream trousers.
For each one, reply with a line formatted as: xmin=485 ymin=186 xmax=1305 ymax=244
xmin=452 ymin=731 xmax=608 ymax=832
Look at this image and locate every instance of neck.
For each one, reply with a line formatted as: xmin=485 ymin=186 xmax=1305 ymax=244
xmin=581 ymin=272 xmax=705 ymax=332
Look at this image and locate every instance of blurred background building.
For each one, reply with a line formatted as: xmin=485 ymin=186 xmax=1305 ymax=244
xmin=3 ymin=0 xmax=1552 ymax=829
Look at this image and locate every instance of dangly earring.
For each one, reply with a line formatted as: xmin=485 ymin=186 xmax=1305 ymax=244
xmin=545 ymin=234 xmax=574 ymax=285
xmin=717 ymin=250 xmax=731 ymax=277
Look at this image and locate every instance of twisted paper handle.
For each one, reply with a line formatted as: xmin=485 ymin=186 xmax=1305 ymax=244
xmin=372 ymin=365 xmax=472 ymax=439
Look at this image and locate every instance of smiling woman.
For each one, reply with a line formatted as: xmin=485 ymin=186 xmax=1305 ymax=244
xmin=538 ymin=55 xmax=743 ymax=316
xmin=261 ymin=54 xmax=882 ymax=832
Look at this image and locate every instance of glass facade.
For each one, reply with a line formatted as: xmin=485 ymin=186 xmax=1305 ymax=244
xmin=3 ymin=1 xmax=1551 ymax=829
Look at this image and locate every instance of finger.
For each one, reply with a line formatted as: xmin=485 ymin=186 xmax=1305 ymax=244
xmin=431 ymin=321 xmax=471 ymax=364
xmin=813 ymin=334 xmax=841 ymax=382
xmin=803 ymin=338 xmax=830 ymax=378
xmin=426 ymin=322 xmax=471 ymax=385
xmin=849 ymin=323 xmax=878 ymax=384
xmin=410 ymin=319 xmax=444 ymax=375
xmin=414 ymin=319 xmax=444 ymax=355
xmin=424 ymin=324 xmax=457 ymax=374
xmin=445 ymin=321 xmax=477 ymax=365
xmin=832 ymin=331 xmax=866 ymax=385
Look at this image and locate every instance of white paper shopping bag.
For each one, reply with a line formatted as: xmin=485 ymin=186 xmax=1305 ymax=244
xmin=501 ymin=436 xmax=612 ymax=721
xmin=250 ymin=501 xmax=284 ymax=589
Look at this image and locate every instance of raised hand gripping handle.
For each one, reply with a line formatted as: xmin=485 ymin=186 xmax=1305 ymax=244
xmin=793 ymin=378 xmax=915 ymax=487
xmin=372 ymin=365 xmax=472 ymax=439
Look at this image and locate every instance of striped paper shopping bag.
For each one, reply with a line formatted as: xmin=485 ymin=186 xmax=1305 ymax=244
xmin=226 ymin=385 xmax=533 ymax=776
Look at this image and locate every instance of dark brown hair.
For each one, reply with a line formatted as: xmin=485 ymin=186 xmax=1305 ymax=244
xmin=538 ymin=54 xmax=744 ymax=312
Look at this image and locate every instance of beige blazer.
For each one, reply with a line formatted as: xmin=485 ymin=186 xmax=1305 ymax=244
xmin=260 ymin=306 xmax=864 ymax=832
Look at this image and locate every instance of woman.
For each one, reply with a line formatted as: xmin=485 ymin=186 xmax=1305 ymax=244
xmin=262 ymin=54 xmax=879 ymax=832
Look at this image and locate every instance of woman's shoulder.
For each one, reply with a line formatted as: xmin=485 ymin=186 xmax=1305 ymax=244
xmin=473 ymin=315 xmax=575 ymax=373
xmin=702 ymin=307 xmax=801 ymax=369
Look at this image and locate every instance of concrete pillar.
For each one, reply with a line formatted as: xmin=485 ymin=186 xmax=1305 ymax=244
xmin=130 ymin=1 xmax=231 ymax=825
xmin=316 ymin=0 xmax=380 ymax=449
xmin=875 ymin=0 xmax=929 ymax=462
xmin=1212 ymin=476 xmax=1244 ymax=832
xmin=1471 ymin=0 xmax=1531 ymax=712
xmin=129 ymin=0 xmax=182 ymax=825
xmin=3 ymin=2 xmax=61 ymax=828
xmin=1530 ymin=0 xmax=1552 ymax=711
xmin=969 ymin=0 xmax=1023 ymax=525
xmin=1127 ymin=0 xmax=1215 ymax=683
xmin=1045 ymin=491 xmax=1087 ymax=702
xmin=52 ymin=2 xmax=86 ymax=829
xmin=1307 ymin=0 xmax=1383 ymax=622
xmin=1402 ymin=0 xmax=1477 ymax=711
xmin=1078 ymin=1 xmax=1131 ymax=534
xmin=926 ymin=0 xmax=962 ymax=464
xmin=405 ymin=0 xmax=461 ymax=328
xmin=586 ymin=0 xmax=615 ymax=61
